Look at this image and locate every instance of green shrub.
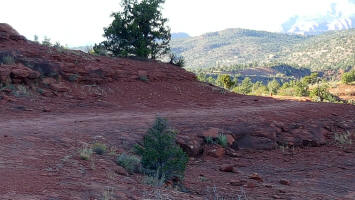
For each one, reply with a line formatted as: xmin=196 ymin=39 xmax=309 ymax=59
xmin=268 ymin=79 xmax=281 ymax=94
xmin=135 ymin=117 xmax=188 ymax=181
xmin=217 ymin=134 xmax=228 ymax=147
xmin=116 ymin=153 xmax=141 ymax=173
xmin=341 ymin=70 xmax=355 ymax=84
xmin=309 ymin=84 xmax=340 ymax=103
xmin=204 ymin=136 xmax=214 ymax=145
xmin=92 ymin=143 xmax=107 ymax=155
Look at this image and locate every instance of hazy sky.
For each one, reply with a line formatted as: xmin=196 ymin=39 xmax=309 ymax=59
xmin=1 ymin=0 xmax=354 ymax=46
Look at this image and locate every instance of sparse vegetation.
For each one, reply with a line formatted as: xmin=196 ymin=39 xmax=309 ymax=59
xmin=92 ymin=143 xmax=107 ymax=155
xmin=116 ymin=153 xmax=141 ymax=173
xmin=204 ymin=136 xmax=214 ymax=145
xmin=138 ymin=75 xmax=149 ymax=82
xmin=217 ymin=134 xmax=228 ymax=148
xmin=334 ymin=131 xmax=353 ymax=146
xmin=169 ymin=53 xmax=185 ymax=68
xmin=309 ymin=83 xmax=340 ymax=103
xmin=0 ymin=55 xmax=15 ymax=65
xmin=80 ymin=144 xmax=93 ymax=160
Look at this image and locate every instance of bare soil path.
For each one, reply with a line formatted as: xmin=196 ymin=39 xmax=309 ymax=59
xmin=1 ymin=98 xmax=354 ymax=199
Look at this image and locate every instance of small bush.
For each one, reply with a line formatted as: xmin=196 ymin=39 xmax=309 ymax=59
xmin=116 ymin=153 xmax=141 ymax=173
xmin=169 ymin=53 xmax=185 ymax=68
xmin=335 ymin=131 xmax=353 ymax=145
xmin=135 ymin=117 xmax=188 ymax=182
xmin=204 ymin=136 xmax=214 ymax=145
xmin=0 ymin=55 xmax=15 ymax=65
xmin=138 ymin=75 xmax=149 ymax=82
xmin=92 ymin=143 xmax=107 ymax=155
xmin=342 ymin=70 xmax=355 ymax=84
xmin=143 ymin=171 xmax=166 ymax=187
xmin=217 ymin=134 xmax=228 ymax=147
xmin=80 ymin=144 xmax=93 ymax=160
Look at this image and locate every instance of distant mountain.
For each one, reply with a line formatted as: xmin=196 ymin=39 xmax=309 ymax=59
xmin=282 ymin=2 xmax=355 ymax=35
xmin=171 ymin=28 xmax=355 ymax=70
xmin=171 ymin=32 xmax=190 ymax=39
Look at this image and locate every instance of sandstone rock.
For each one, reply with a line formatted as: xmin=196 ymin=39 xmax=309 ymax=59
xmin=249 ymin=173 xmax=263 ymax=182
xmin=42 ymin=77 xmax=57 ymax=85
xmin=279 ymin=179 xmax=290 ymax=185
xmin=138 ymin=70 xmax=148 ymax=78
xmin=230 ymin=179 xmax=247 ymax=186
xmin=202 ymin=127 xmax=220 ymax=138
xmin=226 ymin=134 xmax=235 ymax=146
xmin=0 ymin=66 xmax=11 ymax=84
xmin=246 ymin=181 xmax=257 ymax=188
xmin=50 ymin=82 xmax=69 ymax=92
xmin=207 ymin=146 xmax=225 ymax=158
xmin=219 ymin=164 xmax=239 ymax=173
xmin=11 ymin=64 xmax=40 ymax=79
xmin=0 ymin=23 xmax=21 ymax=39
xmin=114 ymin=166 xmax=128 ymax=176
xmin=176 ymin=135 xmax=204 ymax=157
xmin=219 ymin=164 xmax=234 ymax=172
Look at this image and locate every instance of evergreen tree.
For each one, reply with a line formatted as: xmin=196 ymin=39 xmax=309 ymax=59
xmin=96 ymin=0 xmax=171 ymax=59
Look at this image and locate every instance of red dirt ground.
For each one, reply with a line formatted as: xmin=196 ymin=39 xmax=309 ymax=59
xmin=0 ymin=23 xmax=354 ymax=200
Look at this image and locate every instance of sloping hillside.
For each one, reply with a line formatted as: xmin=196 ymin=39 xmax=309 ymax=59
xmin=171 ymin=28 xmax=355 ymax=70
xmin=1 ymin=23 xmax=355 ymax=200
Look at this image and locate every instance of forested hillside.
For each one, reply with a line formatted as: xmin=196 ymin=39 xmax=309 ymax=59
xmin=171 ymin=28 xmax=355 ymax=70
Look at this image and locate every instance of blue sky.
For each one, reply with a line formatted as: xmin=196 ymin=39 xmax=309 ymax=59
xmin=1 ymin=0 xmax=354 ymax=46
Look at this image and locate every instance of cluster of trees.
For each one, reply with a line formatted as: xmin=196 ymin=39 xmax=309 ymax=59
xmin=198 ymin=72 xmax=342 ymax=103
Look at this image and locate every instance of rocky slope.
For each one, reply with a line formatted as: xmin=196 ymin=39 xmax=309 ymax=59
xmin=0 ymin=23 xmax=354 ymax=199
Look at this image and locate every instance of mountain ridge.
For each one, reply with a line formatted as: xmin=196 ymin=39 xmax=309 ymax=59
xmin=171 ymin=28 xmax=355 ymax=70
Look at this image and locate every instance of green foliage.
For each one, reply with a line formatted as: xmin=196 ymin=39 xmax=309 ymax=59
xmin=309 ymin=83 xmax=339 ymax=103
xmin=0 ymin=55 xmax=15 ymax=65
xmin=92 ymin=143 xmax=107 ymax=155
xmin=233 ymin=77 xmax=253 ymax=94
xmin=42 ymin=36 xmax=52 ymax=47
xmin=135 ymin=117 xmax=188 ymax=181
xmin=217 ymin=134 xmax=228 ymax=148
xmin=302 ymin=72 xmax=319 ymax=84
xmin=169 ymin=53 xmax=185 ymax=67
xmin=116 ymin=153 xmax=141 ymax=173
xmin=294 ymin=80 xmax=310 ymax=96
xmin=204 ymin=136 xmax=214 ymax=145
xmin=341 ymin=70 xmax=355 ymax=84
xmin=251 ymin=81 xmax=269 ymax=95
xmin=216 ymin=74 xmax=234 ymax=89
xmin=97 ymin=0 xmax=170 ymax=59
xmin=268 ymin=79 xmax=281 ymax=94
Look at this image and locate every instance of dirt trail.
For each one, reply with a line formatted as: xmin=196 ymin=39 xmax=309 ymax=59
xmin=1 ymin=99 xmax=354 ymax=199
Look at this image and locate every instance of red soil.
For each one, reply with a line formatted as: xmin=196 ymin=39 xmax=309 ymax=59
xmin=0 ymin=23 xmax=354 ymax=199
